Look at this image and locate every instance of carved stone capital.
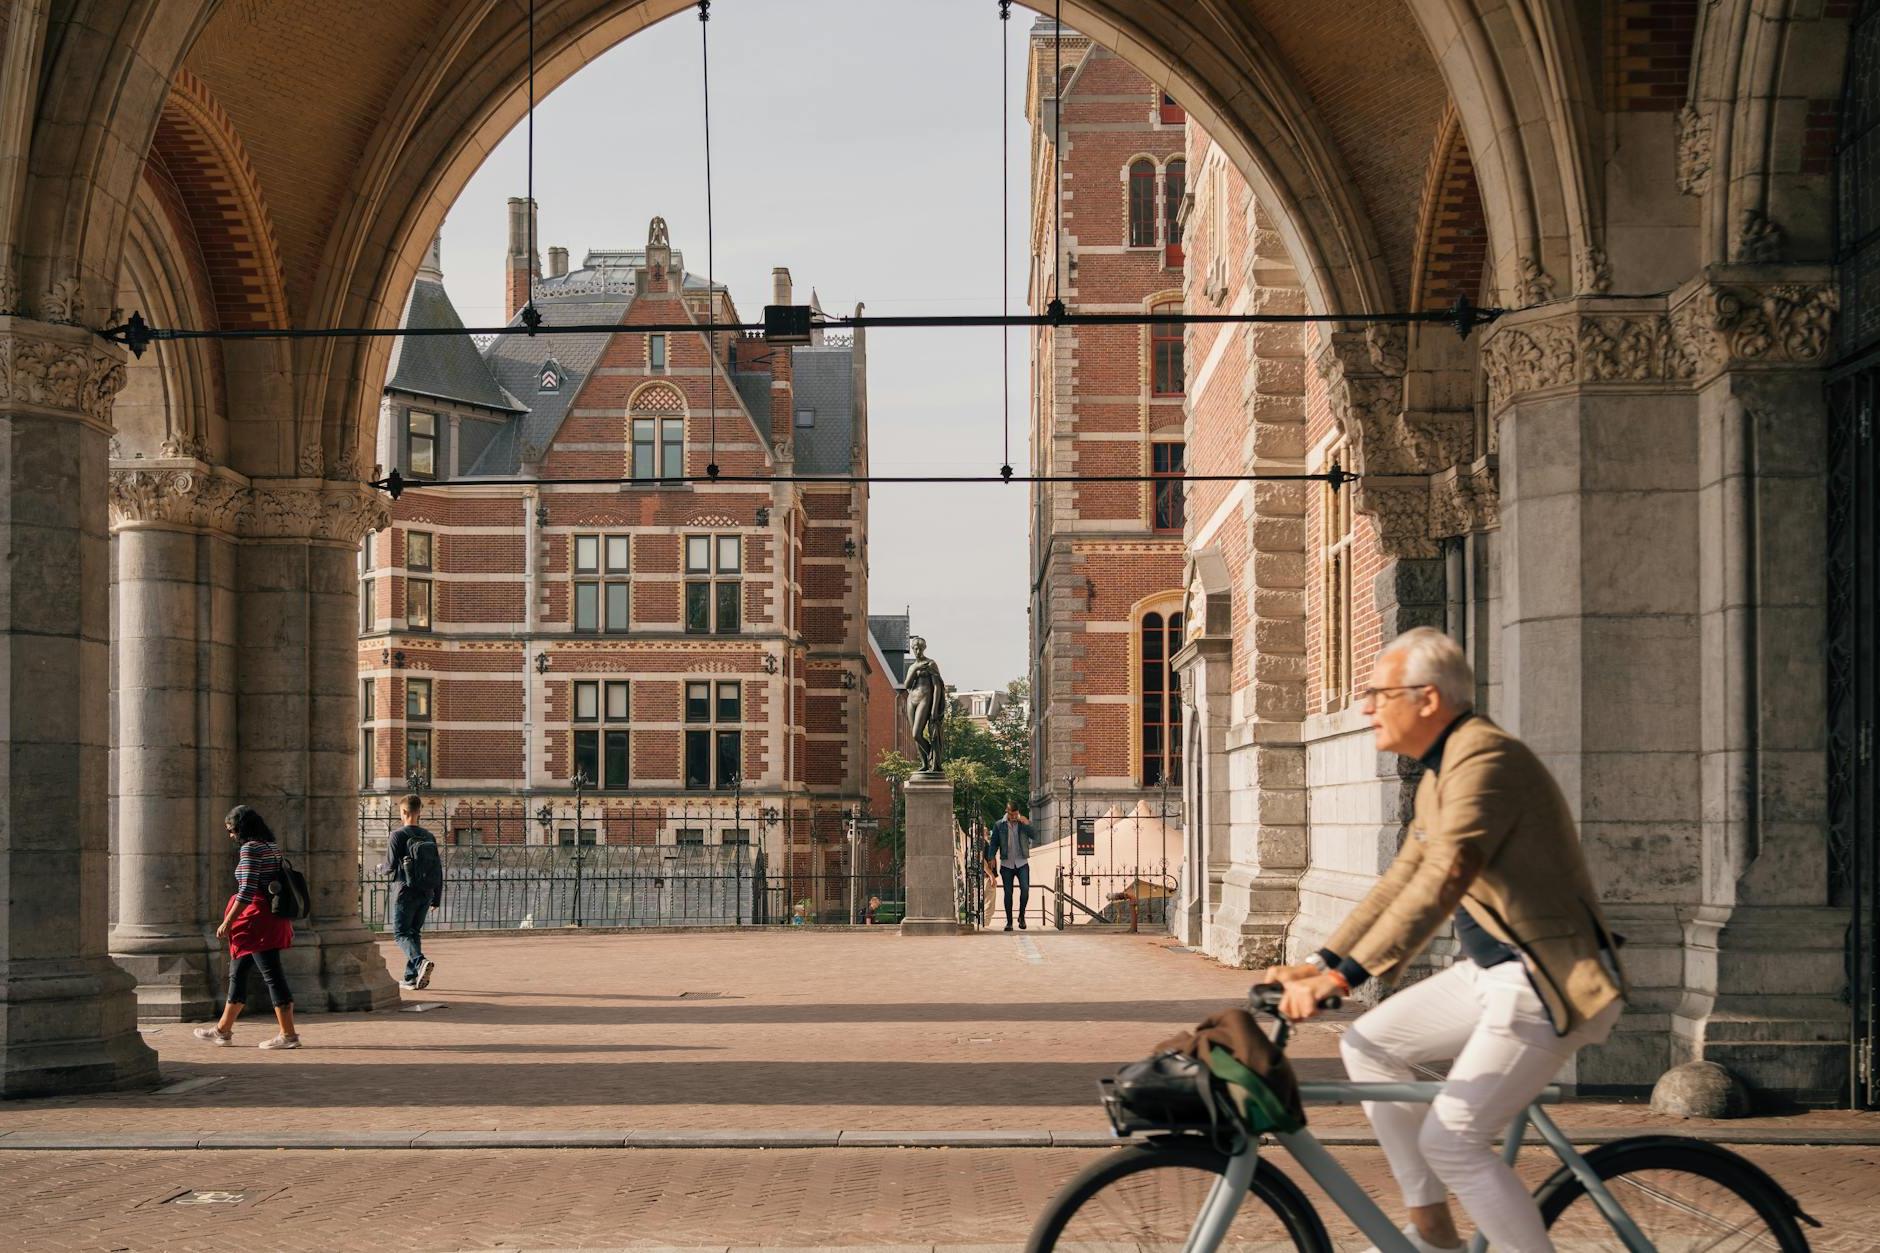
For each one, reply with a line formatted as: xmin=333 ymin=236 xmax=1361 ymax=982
xmin=1667 ymin=273 xmax=1837 ymax=385
xmin=109 ymin=465 xmax=247 ymax=533
xmin=1428 ymin=457 xmax=1500 ymax=540
xmin=244 ymin=480 xmax=389 ymax=544
xmin=1315 ymin=331 xmax=1471 ymax=477
xmin=0 ymin=315 xmax=126 ymax=429
xmin=1355 ymin=476 xmax=1439 ymax=560
xmin=1480 ymin=299 xmax=1688 ymax=414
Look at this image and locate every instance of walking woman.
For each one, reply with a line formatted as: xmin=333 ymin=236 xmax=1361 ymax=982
xmin=193 ymin=805 xmax=301 ymax=1050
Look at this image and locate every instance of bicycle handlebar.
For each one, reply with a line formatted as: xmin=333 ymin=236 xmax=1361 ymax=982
xmin=1249 ymin=982 xmax=1343 ymax=1014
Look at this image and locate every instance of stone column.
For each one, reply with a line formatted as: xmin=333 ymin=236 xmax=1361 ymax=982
xmin=0 ymin=315 xmax=158 ymax=1095
xmin=1481 ymin=278 xmax=1848 ymax=1099
xmin=236 ymin=481 xmax=399 ymax=1011
xmin=1671 ymin=272 xmax=1847 ymax=1102
xmin=108 ymin=465 xmax=244 ymax=1021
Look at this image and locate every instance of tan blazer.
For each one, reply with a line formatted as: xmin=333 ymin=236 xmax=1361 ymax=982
xmin=1323 ymin=715 xmax=1627 ymax=1035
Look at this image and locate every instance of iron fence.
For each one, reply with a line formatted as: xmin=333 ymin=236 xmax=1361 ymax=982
xmin=358 ymin=799 xmax=903 ymax=931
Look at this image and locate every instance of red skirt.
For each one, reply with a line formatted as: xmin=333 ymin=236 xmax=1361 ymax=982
xmin=227 ymin=895 xmax=293 ymax=959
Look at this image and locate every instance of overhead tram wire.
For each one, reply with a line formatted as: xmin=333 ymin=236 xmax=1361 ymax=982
xmin=700 ymin=0 xmax=719 ymax=480
xmin=522 ymin=0 xmax=541 ymax=332
xmin=370 ymin=467 xmax=1360 ymax=496
xmin=999 ymin=0 xmax=1013 ymax=483
xmin=104 ymin=298 xmax=1504 ymax=353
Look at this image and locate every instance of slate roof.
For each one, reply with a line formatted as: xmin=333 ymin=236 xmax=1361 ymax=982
xmin=869 ymin=614 xmax=911 ymax=685
xmin=790 ymin=345 xmax=855 ymax=474
xmin=386 ymin=278 xmax=525 ymax=414
xmin=470 ymin=285 xmax=634 ymax=475
xmin=731 ymin=371 xmax=773 ymax=450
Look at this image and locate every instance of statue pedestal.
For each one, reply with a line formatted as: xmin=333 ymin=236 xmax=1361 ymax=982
xmin=900 ymin=776 xmax=962 ymax=936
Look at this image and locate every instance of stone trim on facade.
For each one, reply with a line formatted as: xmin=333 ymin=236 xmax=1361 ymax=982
xmin=109 ymin=464 xmax=389 ymax=543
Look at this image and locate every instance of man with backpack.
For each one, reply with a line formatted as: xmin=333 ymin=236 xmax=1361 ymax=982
xmin=381 ymin=793 xmax=443 ymax=989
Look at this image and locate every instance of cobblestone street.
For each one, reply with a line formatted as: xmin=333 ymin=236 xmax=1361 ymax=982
xmin=2 ymin=933 xmax=1877 ymax=1249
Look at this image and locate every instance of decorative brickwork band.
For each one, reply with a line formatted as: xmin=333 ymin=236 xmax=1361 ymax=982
xmin=0 ymin=316 xmax=127 ymax=428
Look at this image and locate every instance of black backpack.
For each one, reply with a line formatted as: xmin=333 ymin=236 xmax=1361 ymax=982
xmin=268 ymin=855 xmax=312 ymax=920
xmin=401 ymin=830 xmax=443 ymax=898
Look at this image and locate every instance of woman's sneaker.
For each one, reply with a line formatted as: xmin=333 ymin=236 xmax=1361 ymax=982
xmin=258 ymin=1034 xmax=301 ymax=1050
xmin=191 ymin=1026 xmax=233 ymax=1046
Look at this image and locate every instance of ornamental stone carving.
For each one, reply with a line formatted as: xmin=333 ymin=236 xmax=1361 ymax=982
xmin=0 ymin=253 xmax=19 ymax=315
xmin=1735 ymin=211 xmax=1783 ymax=264
xmin=1668 ymin=280 xmax=1837 ymax=383
xmin=1576 ymin=247 xmax=1613 ymax=297
xmin=1428 ymin=459 xmax=1500 ymax=540
xmin=1483 ymin=280 xmax=1837 ymax=412
xmin=1676 ymin=106 xmax=1712 ymax=196
xmin=245 ymin=481 xmax=389 ymax=543
xmin=109 ymin=469 xmax=388 ymax=542
xmin=1356 ymin=479 xmax=1442 ymax=560
xmin=1516 ymin=257 xmax=1557 ymax=306
xmin=0 ymin=317 xmax=127 ymax=425
xmin=109 ymin=468 xmax=246 ymax=531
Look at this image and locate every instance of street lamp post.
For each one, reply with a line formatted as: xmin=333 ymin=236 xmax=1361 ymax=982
xmin=570 ymin=767 xmax=592 ymax=926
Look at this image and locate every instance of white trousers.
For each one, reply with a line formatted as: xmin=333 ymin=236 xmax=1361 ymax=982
xmin=1338 ymin=960 xmax=1621 ymax=1253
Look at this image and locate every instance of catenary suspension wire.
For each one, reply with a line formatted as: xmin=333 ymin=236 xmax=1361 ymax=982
xmin=525 ymin=0 xmax=538 ymax=327
xmin=699 ymin=0 xmax=719 ymax=478
xmin=105 ymin=299 xmax=1503 ymax=352
xmin=1000 ymin=0 xmax=1013 ymax=481
xmin=371 ymin=468 xmax=1357 ymax=495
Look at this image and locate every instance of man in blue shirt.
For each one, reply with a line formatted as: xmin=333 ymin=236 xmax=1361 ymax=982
xmin=379 ymin=794 xmax=442 ymax=989
xmin=982 ymin=802 xmax=1045 ymax=931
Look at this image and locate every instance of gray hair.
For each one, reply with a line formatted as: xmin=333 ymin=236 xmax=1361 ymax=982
xmin=1380 ymin=626 xmax=1475 ymax=710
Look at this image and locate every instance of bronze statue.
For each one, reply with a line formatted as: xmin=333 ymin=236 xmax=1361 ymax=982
xmin=903 ymin=635 xmax=947 ymax=776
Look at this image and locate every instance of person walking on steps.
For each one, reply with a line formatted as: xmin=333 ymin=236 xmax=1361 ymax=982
xmin=983 ymin=802 xmax=1045 ymax=931
xmin=382 ymin=793 xmax=443 ymax=989
xmin=1259 ymin=627 xmax=1628 ymax=1253
xmin=194 ymin=806 xmax=300 ymax=1050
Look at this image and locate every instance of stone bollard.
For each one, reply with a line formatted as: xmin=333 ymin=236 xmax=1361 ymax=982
xmin=1650 ymin=1060 xmax=1752 ymax=1118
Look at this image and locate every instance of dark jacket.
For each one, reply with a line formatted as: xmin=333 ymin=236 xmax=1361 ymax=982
xmin=983 ymin=818 xmax=1044 ymax=866
xmin=381 ymin=824 xmax=442 ymax=907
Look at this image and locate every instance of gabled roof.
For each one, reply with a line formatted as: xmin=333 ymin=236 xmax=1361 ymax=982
xmin=471 ymin=286 xmax=633 ymax=475
xmin=386 ymin=278 xmax=526 ymax=414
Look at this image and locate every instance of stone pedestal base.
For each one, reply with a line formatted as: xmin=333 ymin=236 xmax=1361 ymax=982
xmin=1 ymin=956 xmax=159 ymax=1098
xmin=111 ymin=927 xmax=222 ymax=1023
xmin=286 ymin=921 xmax=401 ymax=1012
xmin=900 ymin=777 xmax=960 ymax=937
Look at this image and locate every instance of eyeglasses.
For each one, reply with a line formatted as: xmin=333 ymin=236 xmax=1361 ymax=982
xmin=1356 ymin=683 xmax=1432 ymax=705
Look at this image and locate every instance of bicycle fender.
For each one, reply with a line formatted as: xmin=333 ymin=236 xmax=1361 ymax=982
xmin=1533 ymin=1134 xmax=1820 ymax=1228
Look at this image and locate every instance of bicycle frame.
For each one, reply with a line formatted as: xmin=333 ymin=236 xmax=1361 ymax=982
xmin=1178 ymin=1081 xmax=1655 ymax=1253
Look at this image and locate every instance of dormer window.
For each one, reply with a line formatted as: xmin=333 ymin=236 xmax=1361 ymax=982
xmin=539 ymin=358 xmax=563 ymax=392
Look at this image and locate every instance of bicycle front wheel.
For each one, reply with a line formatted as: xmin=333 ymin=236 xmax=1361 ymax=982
xmin=1026 ymin=1137 xmax=1332 ymax=1253
xmin=1536 ymin=1136 xmax=1812 ymax=1251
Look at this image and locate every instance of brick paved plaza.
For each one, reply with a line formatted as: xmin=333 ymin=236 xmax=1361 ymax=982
xmin=2 ymin=932 xmax=1877 ymax=1250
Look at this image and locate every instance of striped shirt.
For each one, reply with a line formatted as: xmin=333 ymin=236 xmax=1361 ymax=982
xmin=234 ymin=839 xmax=283 ymax=904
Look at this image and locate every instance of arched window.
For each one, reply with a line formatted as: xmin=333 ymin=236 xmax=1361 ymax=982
xmin=1163 ymin=159 xmax=1186 ymax=262
xmin=630 ymin=383 xmax=686 ymax=481
xmin=1128 ymin=159 xmax=1158 ymax=247
xmin=1151 ymin=300 xmax=1184 ymax=396
xmin=1140 ymin=609 xmax=1184 ymax=786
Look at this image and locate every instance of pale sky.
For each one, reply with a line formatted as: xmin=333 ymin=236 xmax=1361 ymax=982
xmin=441 ymin=0 xmax=1034 ymax=691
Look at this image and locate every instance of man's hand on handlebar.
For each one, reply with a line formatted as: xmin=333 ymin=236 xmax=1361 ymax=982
xmin=1256 ymin=962 xmax=1321 ymax=985
xmin=1278 ymin=972 xmax=1346 ymax=1022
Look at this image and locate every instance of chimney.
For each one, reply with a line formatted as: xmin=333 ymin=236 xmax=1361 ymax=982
xmin=771 ymin=266 xmax=793 ymax=307
xmin=547 ymin=246 xmax=569 ymax=278
xmin=505 ymin=196 xmax=540 ymax=319
xmin=417 ymin=232 xmax=443 ymax=283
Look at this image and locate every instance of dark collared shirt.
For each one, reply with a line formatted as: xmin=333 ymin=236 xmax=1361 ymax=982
xmin=1321 ymin=710 xmax=1514 ymax=988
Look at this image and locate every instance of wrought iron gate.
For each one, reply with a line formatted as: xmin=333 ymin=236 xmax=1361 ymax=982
xmin=1827 ymin=362 xmax=1880 ymax=1108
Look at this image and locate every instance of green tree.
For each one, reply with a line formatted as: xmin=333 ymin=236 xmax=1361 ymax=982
xmin=872 ymin=748 xmax=916 ymax=858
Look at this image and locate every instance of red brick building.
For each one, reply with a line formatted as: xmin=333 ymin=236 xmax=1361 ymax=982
xmin=360 ymin=211 xmax=885 ymax=891
xmin=1026 ymin=20 xmax=1190 ymax=842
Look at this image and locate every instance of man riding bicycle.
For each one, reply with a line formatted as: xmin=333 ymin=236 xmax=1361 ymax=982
xmin=1261 ymin=627 xmax=1627 ymax=1253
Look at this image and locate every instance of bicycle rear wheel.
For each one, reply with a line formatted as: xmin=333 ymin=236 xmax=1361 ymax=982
xmin=1536 ymin=1136 xmax=1813 ymax=1251
xmin=1026 ymin=1136 xmax=1332 ymax=1253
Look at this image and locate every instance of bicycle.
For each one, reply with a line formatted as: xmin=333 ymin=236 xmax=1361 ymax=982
xmin=1028 ymin=986 xmax=1822 ymax=1252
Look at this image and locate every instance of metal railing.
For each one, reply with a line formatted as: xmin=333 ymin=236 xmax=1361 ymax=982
xmin=358 ymin=798 xmax=904 ymax=931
